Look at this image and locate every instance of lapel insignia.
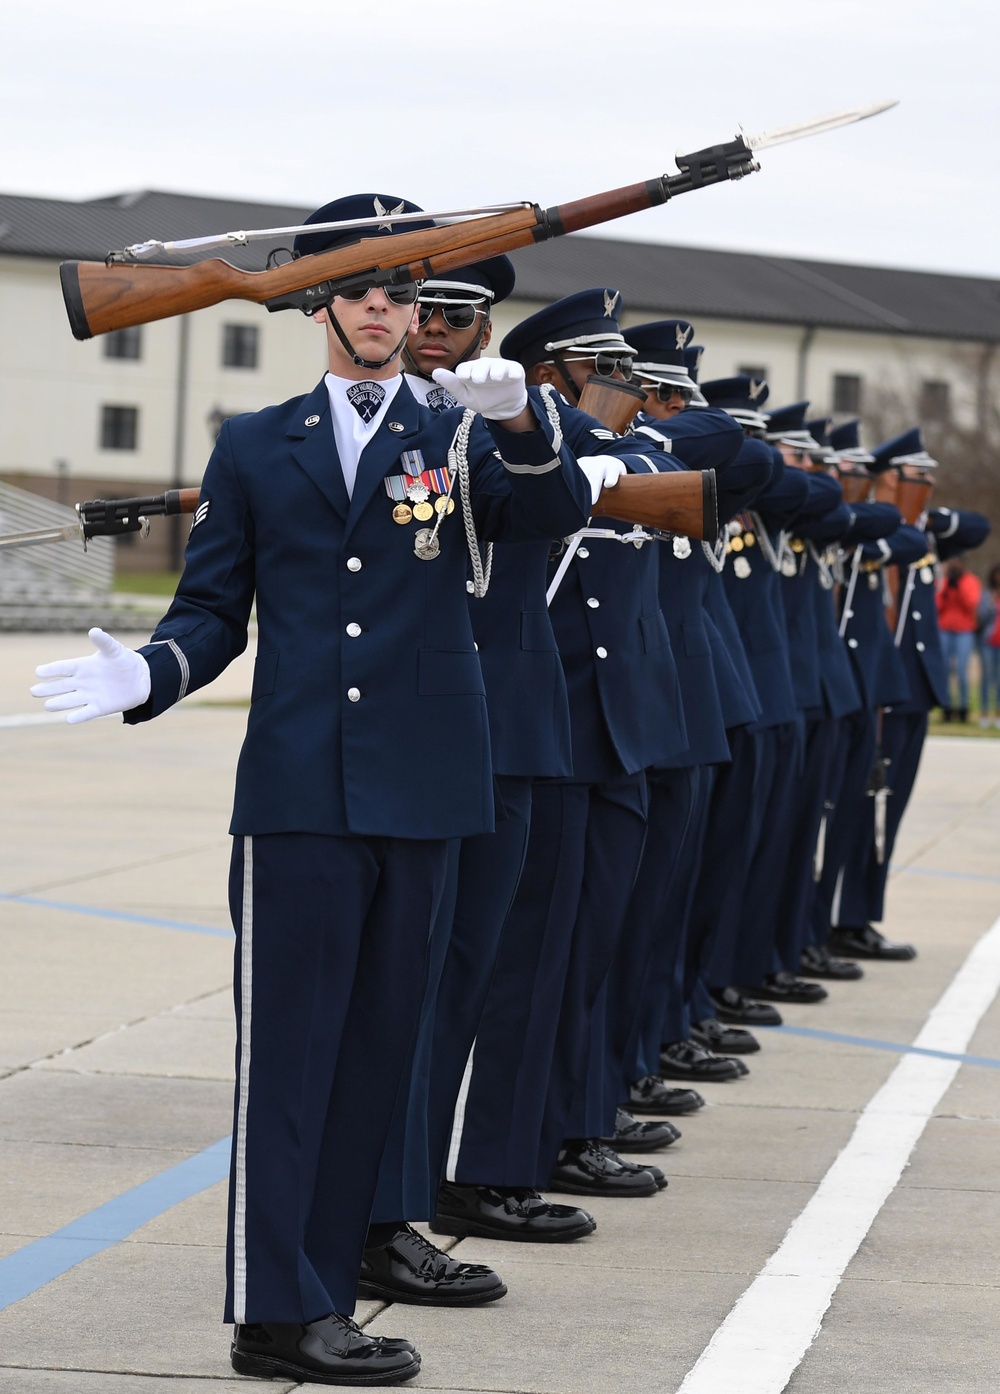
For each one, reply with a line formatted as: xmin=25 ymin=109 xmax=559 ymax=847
xmin=304 ymin=414 xmax=321 ymax=427
xmin=388 ymin=421 xmax=404 ymax=432
xmin=603 ymin=289 xmax=620 ymax=318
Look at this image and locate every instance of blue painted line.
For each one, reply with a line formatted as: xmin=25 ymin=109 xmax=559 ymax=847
xmin=0 ymin=1136 xmax=231 ymax=1310
xmin=0 ymin=892 xmax=232 ymax=939
xmin=776 ymin=1024 xmax=1000 ymax=1068
xmin=899 ymin=866 xmax=1000 ymax=886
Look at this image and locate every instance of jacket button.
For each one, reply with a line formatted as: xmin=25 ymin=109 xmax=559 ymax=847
xmin=844 ymin=609 xmax=853 ymax=619
xmin=347 ymin=687 xmax=362 ymax=701
xmin=916 ymin=641 xmax=926 ymax=652
xmin=848 ymin=638 xmax=858 ymax=649
xmin=577 ymin=547 xmax=590 ymax=558
xmin=596 ymin=646 xmax=608 ymax=658
xmin=587 ymin=597 xmax=600 ymax=608
xmin=347 ymin=557 xmax=362 ymax=572
xmin=346 ymin=623 xmax=362 ymax=637
xmin=912 ymin=611 xmax=921 ymax=620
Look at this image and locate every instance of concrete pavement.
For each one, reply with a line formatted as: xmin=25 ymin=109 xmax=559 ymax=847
xmin=0 ymin=632 xmax=998 ymax=1392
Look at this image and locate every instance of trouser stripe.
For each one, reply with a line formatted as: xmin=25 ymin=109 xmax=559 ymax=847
xmin=445 ymin=1039 xmax=476 ymax=1182
xmin=233 ymin=835 xmax=254 ymax=1324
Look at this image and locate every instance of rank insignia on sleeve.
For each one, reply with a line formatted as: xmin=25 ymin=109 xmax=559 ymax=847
xmin=191 ymin=499 xmax=210 ymax=529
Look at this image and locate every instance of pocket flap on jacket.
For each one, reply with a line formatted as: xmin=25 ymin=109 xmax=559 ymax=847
xmin=251 ymin=648 xmax=278 ymax=700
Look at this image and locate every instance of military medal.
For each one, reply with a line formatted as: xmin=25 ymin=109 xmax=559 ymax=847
xmin=733 ymin=556 xmax=751 ymax=579
xmin=781 ymin=555 xmax=797 ymax=577
xmin=744 ymin=533 xmax=755 ymax=547
xmin=730 ymin=536 xmax=744 ymax=553
xmin=672 ymin=536 xmax=691 ymax=559
xmin=869 ymin=573 xmax=880 ymax=589
xmin=407 ymin=480 xmax=430 ymax=504
xmin=920 ymin=565 xmax=933 ymax=583
xmin=413 ymin=501 xmax=434 ymax=521
xmin=414 ymin=527 xmax=441 ymax=560
xmin=434 ymin=496 xmax=455 ymax=515
xmin=392 ymin=504 xmax=412 ymax=525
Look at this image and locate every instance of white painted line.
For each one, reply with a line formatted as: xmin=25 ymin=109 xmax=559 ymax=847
xmin=676 ymin=910 xmax=1000 ymax=1394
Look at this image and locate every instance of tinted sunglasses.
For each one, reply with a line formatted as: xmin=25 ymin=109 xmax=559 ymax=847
xmin=336 ymin=281 xmax=421 ymax=306
xmin=416 ymin=301 xmax=488 ymax=330
xmin=643 ymin=381 xmax=694 ymax=405
xmin=554 ymin=352 xmax=634 ymax=381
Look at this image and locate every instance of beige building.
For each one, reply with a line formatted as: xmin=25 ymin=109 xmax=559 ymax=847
xmin=1 ymin=188 xmax=997 ymax=569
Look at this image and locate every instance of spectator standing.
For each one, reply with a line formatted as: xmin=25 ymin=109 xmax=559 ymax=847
xmin=936 ymin=558 xmax=982 ymax=721
xmin=977 ymin=564 xmax=1000 ymax=727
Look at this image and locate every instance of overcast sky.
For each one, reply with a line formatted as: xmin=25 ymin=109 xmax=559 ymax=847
xmin=3 ymin=0 xmax=997 ymax=278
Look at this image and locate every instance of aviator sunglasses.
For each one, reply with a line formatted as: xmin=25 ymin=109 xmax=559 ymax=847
xmin=640 ymin=380 xmax=694 ymax=405
xmin=335 ymin=281 xmax=421 ymax=306
xmin=552 ymin=352 xmax=635 ymax=381
xmin=416 ymin=300 xmax=489 ymax=331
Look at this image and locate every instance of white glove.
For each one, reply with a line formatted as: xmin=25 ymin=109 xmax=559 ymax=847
xmin=31 ymin=628 xmax=152 ymax=724
xmin=577 ymin=455 xmax=628 ymax=506
xmin=431 ymin=358 xmax=528 ymax=421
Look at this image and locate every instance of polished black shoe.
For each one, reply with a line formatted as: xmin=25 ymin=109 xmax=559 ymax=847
xmin=605 ymin=1107 xmax=680 ymax=1151
xmin=828 ymin=923 xmax=917 ymax=961
xmin=691 ymin=1016 xmax=760 ymax=1055
xmin=429 ymin=1182 xmax=595 ymax=1243
xmin=708 ymin=986 xmax=783 ymax=1027
xmin=659 ymin=1039 xmax=744 ymax=1082
xmin=358 ymin=1223 xmax=506 ymax=1307
xmin=627 ymin=1076 xmax=705 ymax=1114
xmin=737 ymin=972 xmax=828 ymax=1004
xmin=799 ymin=944 xmax=864 ymax=980
xmin=231 ymin=1313 xmax=420 ymax=1386
xmin=548 ymin=1138 xmax=658 ymax=1196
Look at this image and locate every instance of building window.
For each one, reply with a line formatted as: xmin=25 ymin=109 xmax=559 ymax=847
xmin=833 ymin=374 xmax=863 ymax=414
xmin=103 ymin=326 xmax=142 ymax=360
xmin=920 ymin=380 xmax=951 ymax=422
xmin=100 ymin=405 xmax=139 ymax=451
xmin=738 ymin=364 xmax=767 ymax=382
xmin=222 ymin=324 xmax=259 ymax=369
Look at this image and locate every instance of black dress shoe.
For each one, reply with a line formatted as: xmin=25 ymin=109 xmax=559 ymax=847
xmin=659 ymin=1039 xmax=743 ymax=1082
xmin=708 ymin=986 xmax=783 ymax=1027
xmin=548 ymin=1138 xmax=658 ymax=1196
xmin=358 ymin=1223 xmax=506 ymax=1307
xmin=691 ymin=1016 xmax=760 ymax=1055
xmin=626 ymin=1076 xmax=705 ymax=1114
xmin=605 ymin=1107 xmax=680 ymax=1151
xmin=231 ymin=1313 xmax=420 ymax=1386
xmin=737 ymin=972 xmax=828 ymax=1004
xmin=828 ymin=924 xmax=917 ymax=961
xmin=799 ymin=944 xmax=864 ymax=980
xmin=429 ymin=1182 xmax=595 ymax=1242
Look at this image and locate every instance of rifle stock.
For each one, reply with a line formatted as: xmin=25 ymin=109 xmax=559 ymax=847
xmin=577 ymin=375 xmax=647 ymax=433
xmin=60 ymin=139 xmax=759 ymax=340
xmin=592 ymin=470 xmax=719 ymax=542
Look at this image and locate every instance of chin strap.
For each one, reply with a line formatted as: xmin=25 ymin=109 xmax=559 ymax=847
xmin=550 ymin=353 xmax=582 ymax=403
xmin=402 ymin=318 xmax=491 ymax=382
xmin=326 ymin=305 xmax=411 ymax=371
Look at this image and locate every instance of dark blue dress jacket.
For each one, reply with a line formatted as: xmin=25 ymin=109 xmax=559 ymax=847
xmin=125 ymin=378 xmax=591 ymax=838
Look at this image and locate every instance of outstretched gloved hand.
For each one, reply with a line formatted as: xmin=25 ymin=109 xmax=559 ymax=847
xmin=31 ymin=628 xmax=151 ymax=724
xmin=431 ymin=358 xmax=529 ymax=421
xmin=576 ymin=455 xmax=628 ymax=506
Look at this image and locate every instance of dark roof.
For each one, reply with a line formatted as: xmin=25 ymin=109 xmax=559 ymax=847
xmin=2 ymin=188 xmax=998 ymax=342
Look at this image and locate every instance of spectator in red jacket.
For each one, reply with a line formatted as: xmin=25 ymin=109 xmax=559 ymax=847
xmin=937 ymin=558 xmax=983 ymax=721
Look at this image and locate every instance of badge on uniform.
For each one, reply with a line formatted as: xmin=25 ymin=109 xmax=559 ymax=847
xmin=672 ymin=536 xmax=691 ymax=559
xmin=425 ymin=386 xmax=458 ymax=414
xmin=191 ymin=498 xmax=210 ymax=530
xmin=346 ymin=381 xmax=386 ymax=423
xmin=920 ymin=565 xmax=933 ymax=583
xmin=734 ymin=556 xmax=751 ymax=579
xmin=781 ymin=554 xmax=798 ymax=577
